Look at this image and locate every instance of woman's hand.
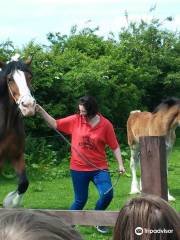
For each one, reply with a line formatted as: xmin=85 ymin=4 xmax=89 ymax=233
xmin=113 ymin=147 xmax=126 ymax=175
xmin=35 ymin=104 xmax=42 ymax=113
xmin=35 ymin=104 xmax=57 ymax=129
xmin=118 ymin=165 xmax=126 ymax=175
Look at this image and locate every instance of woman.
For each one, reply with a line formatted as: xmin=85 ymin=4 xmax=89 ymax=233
xmin=36 ymin=96 xmax=125 ymax=234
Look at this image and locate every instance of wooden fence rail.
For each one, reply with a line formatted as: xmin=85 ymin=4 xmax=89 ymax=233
xmin=0 ymin=209 xmax=119 ymax=226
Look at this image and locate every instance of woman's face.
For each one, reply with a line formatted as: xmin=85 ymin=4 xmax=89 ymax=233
xmin=79 ymin=104 xmax=87 ymax=116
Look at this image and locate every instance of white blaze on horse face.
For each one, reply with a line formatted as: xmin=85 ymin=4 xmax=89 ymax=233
xmin=13 ymin=70 xmax=36 ymax=116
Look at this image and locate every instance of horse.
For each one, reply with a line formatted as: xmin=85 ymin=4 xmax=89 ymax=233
xmin=127 ymin=97 xmax=180 ymax=201
xmin=0 ymin=54 xmax=36 ymax=208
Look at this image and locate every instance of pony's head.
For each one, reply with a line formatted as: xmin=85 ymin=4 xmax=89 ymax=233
xmin=153 ymin=97 xmax=180 ymax=128
xmin=0 ymin=54 xmax=36 ymax=116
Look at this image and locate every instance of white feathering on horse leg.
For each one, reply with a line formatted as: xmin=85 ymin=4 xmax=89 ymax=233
xmin=130 ymin=181 xmax=140 ymax=194
xmin=3 ymin=191 xmax=23 ymax=208
xmin=139 ymin=179 xmax=142 ymax=192
xmin=130 ymin=173 xmax=140 ymax=194
xmin=168 ymin=190 xmax=175 ymax=201
xmin=130 ymin=149 xmax=140 ymax=194
xmin=3 ymin=191 xmax=16 ymax=208
xmin=12 ymin=193 xmax=23 ymax=207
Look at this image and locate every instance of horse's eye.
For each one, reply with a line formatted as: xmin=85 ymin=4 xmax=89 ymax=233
xmin=26 ymin=73 xmax=32 ymax=80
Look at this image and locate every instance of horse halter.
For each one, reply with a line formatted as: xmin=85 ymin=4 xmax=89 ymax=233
xmin=7 ymin=73 xmax=17 ymax=103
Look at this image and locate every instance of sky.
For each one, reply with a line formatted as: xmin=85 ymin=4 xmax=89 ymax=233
xmin=0 ymin=0 xmax=179 ymax=48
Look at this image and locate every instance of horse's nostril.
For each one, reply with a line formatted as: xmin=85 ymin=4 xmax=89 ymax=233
xmin=22 ymin=101 xmax=28 ymax=107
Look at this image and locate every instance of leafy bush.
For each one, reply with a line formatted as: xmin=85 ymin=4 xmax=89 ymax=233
xmin=1 ymin=18 xmax=179 ymax=170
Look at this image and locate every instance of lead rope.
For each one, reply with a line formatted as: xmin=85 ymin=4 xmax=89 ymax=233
xmin=7 ymin=81 xmax=18 ymax=103
xmin=52 ymin=128 xmax=120 ymax=195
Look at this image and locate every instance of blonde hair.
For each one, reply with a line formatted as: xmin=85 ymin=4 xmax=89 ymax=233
xmin=113 ymin=194 xmax=180 ymax=240
xmin=0 ymin=209 xmax=83 ymax=240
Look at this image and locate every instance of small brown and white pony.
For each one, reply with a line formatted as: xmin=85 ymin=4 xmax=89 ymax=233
xmin=127 ymin=98 xmax=180 ymax=201
xmin=0 ymin=54 xmax=36 ymax=208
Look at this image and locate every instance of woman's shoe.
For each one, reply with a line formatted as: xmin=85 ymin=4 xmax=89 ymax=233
xmin=96 ymin=226 xmax=109 ymax=234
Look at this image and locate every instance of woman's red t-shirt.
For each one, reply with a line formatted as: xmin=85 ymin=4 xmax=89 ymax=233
xmin=56 ymin=114 xmax=119 ymax=171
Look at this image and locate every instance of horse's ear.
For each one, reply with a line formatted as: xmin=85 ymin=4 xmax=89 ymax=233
xmin=24 ymin=56 xmax=32 ymax=65
xmin=0 ymin=61 xmax=6 ymax=69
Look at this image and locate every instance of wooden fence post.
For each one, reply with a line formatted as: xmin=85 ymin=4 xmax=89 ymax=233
xmin=140 ymin=136 xmax=168 ymax=200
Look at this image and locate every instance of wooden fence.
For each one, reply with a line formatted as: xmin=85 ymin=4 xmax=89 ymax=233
xmin=0 ymin=208 xmax=119 ymax=226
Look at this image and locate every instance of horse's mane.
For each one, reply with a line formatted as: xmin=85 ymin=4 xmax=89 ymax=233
xmin=0 ymin=69 xmax=7 ymax=95
xmin=3 ymin=60 xmax=32 ymax=76
xmin=153 ymin=97 xmax=180 ymax=113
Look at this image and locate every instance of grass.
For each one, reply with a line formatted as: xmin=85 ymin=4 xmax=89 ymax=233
xmin=0 ymin=138 xmax=179 ymax=240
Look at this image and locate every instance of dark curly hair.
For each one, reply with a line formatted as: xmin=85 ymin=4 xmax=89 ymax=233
xmin=78 ymin=96 xmax=98 ymax=118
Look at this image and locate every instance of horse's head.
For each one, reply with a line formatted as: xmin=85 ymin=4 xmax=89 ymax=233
xmin=0 ymin=54 xmax=36 ymax=116
xmin=154 ymin=97 xmax=180 ymax=129
xmin=176 ymin=101 xmax=180 ymax=127
xmin=166 ymin=98 xmax=180 ymax=128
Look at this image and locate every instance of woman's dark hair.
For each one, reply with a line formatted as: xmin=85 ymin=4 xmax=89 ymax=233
xmin=78 ymin=96 xmax=98 ymax=118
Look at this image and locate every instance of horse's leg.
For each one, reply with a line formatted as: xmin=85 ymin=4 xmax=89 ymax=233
xmin=139 ymin=178 xmax=142 ymax=192
xmin=130 ymin=146 xmax=140 ymax=194
xmin=166 ymin=145 xmax=175 ymax=201
xmin=3 ymin=154 xmax=29 ymax=208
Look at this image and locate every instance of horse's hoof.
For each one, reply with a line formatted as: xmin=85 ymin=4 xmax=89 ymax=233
xmin=12 ymin=195 xmax=23 ymax=207
xmin=3 ymin=191 xmax=23 ymax=208
xmin=168 ymin=195 xmax=176 ymax=201
xmin=3 ymin=191 xmax=16 ymax=208
xmin=129 ymin=190 xmax=140 ymax=195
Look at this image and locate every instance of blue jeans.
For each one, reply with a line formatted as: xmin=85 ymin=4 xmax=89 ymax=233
xmin=70 ymin=170 xmax=113 ymax=210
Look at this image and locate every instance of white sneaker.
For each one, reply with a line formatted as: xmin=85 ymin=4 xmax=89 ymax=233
xmin=96 ymin=226 xmax=109 ymax=234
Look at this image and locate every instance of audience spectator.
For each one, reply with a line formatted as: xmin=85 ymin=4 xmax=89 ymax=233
xmin=0 ymin=209 xmax=83 ymax=240
xmin=113 ymin=194 xmax=180 ymax=240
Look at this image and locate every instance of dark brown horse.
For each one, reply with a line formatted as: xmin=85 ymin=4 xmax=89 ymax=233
xmin=127 ymin=98 xmax=180 ymax=201
xmin=0 ymin=54 xmax=36 ymax=208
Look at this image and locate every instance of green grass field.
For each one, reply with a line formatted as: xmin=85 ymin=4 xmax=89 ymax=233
xmin=0 ymin=139 xmax=179 ymax=240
